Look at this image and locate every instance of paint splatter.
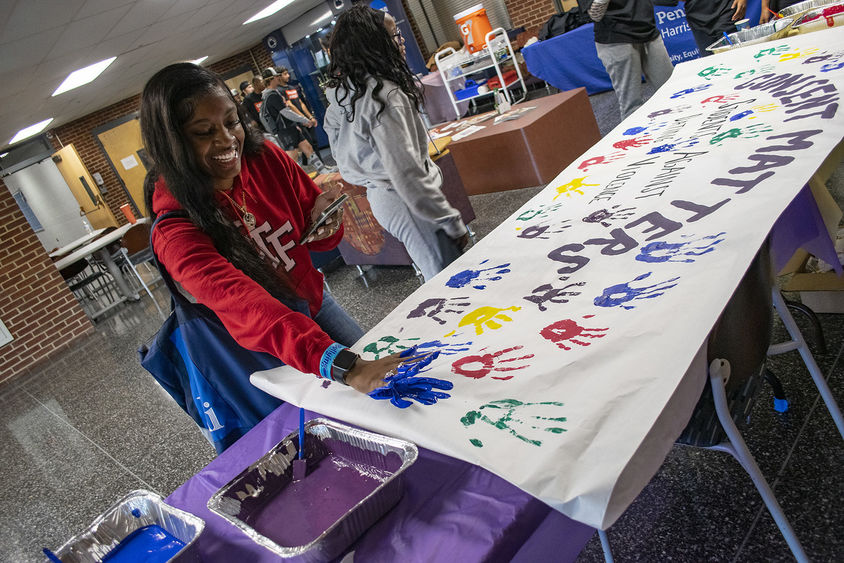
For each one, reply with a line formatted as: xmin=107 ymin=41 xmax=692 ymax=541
xmin=552 ymin=177 xmax=600 ymax=200
xmin=451 ymin=346 xmax=534 ymax=380
xmin=446 ymin=259 xmax=511 ymax=290
xmin=523 ymin=276 xmax=585 ymax=311
xmin=594 ymin=272 xmax=680 ymax=310
xmin=454 ymin=305 xmax=521 ymax=335
xmin=670 ymin=84 xmax=711 ymax=99
xmin=362 ymin=335 xmax=421 ymax=359
xmin=613 ymin=136 xmax=651 ymax=150
xmin=461 ymin=399 xmax=567 ymax=447
xmin=539 ymin=315 xmax=608 ymax=350
xmin=583 ymin=205 xmax=636 ymax=227
xmin=636 ymin=232 xmax=725 ymax=263
xmin=407 ymin=296 xmax=470 ymax=325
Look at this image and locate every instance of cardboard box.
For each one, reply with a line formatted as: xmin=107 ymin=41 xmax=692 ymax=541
xmin=561 ymin=0 xmax=579 ymax=11
xmin=783 ymin=249 xmax=844 ymax=313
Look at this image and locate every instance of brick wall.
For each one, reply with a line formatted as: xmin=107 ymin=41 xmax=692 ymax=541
xmin=505 ymin=0 xmax=559 ymax=44
xmin=0 ymin=186 xmax=94 ymax=385
xmin=0 ymin=42 xmax=273 ymax=385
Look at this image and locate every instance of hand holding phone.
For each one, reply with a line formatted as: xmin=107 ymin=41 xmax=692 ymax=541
xmin=300 ymin=193 xmax=349 ymax=244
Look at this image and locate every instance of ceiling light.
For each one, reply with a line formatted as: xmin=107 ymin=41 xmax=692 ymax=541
xmin=52 ymin=57 xmax=116 ymax=96
xmin=243 ymin=0 xmax=296 ymax=24
xmin=9 ymin=118 xmax=53 ymax=145
xmin=0 ymin=152 xmax=8 ymax=158
xmin=191 ymin=56 xmax=208 ymax=65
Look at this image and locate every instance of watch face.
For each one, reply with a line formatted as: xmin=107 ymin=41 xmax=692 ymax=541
xmin=333 ymin=349 xmax=358 ymax=371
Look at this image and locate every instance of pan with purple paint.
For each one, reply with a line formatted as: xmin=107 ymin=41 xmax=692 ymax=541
xmin=207 ymin=418 xmax=418 ymax=561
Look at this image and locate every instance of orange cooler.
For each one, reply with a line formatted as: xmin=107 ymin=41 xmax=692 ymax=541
xmin=454 ymin=4 xmax=493 ymax=54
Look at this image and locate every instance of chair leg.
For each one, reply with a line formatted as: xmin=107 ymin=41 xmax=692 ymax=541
xmin=769 ymin=289 xmax=844 ymax=439
xmin=123 ymin=251 xmax=165 ymax=319
xmin=783 ymin=298 xmax=827 ymax=354
xmin=598 ymin=529 xmax=614 ymax=563
xmin=708 ymin=359 xmax=808 ymax=563
xmin=411 ymin=263 xmax=424 ymax=285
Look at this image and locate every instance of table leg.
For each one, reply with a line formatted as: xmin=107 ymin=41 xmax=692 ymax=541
xmin=94 ymin=247 xmax=139 ymax=301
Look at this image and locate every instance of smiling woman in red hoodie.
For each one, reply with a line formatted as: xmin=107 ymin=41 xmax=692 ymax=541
xmin=139 ymin=62 xmax=406 ymax=396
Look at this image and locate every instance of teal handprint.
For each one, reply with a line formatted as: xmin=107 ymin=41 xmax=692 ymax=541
xmin=461 ymin=399 xmax=567 ymax=447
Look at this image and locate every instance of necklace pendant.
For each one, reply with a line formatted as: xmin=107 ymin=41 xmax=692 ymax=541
xmin=242 ymin=211 xmax=256 ymax=230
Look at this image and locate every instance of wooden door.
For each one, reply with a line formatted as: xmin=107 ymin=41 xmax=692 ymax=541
xmin=52 ymin=144 xmax=118 ymax=229
xmin=95 ymin=116 xmax=148 ymax=216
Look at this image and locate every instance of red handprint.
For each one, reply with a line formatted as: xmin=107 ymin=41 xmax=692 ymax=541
xmin=577 ymin=151 xmax=625 ymax=172
xmin=451 ymin=346 xmax=535 ymax=380
xmin=701 ymin=94 xmax=740 ymax=105
xmin=540 ymin=315 xmax=609 ymax=351
xmin=612 ymin=136 xmax=651 ymax=151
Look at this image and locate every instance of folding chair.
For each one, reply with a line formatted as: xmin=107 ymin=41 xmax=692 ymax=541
xmin=599 ymin=246 xmax=809 ymax=562
xmin=61 ymin=258 xmax=122 ymax=320
xmin=116 ymin=222 xmax=165 ymax=319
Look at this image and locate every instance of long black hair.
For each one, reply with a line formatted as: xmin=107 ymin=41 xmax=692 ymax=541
xmin=140 ymin=62 xmax=296 ymax=302
xmin=327 ymin=5 xmax=423 ymax=122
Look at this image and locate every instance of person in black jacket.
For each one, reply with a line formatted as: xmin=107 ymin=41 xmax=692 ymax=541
xmin=684 ymin=0 xmax=746 ymax=55
xmin=581 ymin=0 xmax=674 ymax=119
xmin=241 ymin=76 xmax=266 ymax=132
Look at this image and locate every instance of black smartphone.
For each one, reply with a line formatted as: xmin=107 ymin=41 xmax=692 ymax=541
xmin=300 ymin=193 xmax=349 ymax=244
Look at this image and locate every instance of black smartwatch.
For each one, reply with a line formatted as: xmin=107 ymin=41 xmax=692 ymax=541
xmin=331 ymin=349 xmax=359 ymax=386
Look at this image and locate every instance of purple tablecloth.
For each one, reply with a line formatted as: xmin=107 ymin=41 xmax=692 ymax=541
xmin=166 ymin=403 xmax=594 ymax=562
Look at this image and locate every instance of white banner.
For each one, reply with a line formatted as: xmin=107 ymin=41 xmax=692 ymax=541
xmin=253 ymin=28 xmax=844 ymax=529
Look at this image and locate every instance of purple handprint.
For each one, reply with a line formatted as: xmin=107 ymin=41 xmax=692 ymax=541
xmin=594 ymin=272 xmax=680 ymax=310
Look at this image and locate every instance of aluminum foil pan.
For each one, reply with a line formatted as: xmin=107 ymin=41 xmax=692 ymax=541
xmin=51 ymin=490 xmax=204 ymax=562
xmin=778 ymin=0 xmax=841 ymax=17
xmin=208 ymin=418 xmax=418 ymax=562
xmin=793 ymin=3 xmax=844 ymax=32
xmin=706 ymin=17 xmax=796 ymax=53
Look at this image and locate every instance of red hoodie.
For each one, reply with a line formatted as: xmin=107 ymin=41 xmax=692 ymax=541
xmin=151 ymin=141 xmax=344 ymax=376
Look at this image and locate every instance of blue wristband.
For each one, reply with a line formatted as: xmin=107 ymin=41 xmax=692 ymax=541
xmin=319 ymin=342 xmax=346 ymax=380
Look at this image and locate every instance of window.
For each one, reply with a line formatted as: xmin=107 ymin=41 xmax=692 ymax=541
xmin=12 ymin=191 xmax=44 ymax=232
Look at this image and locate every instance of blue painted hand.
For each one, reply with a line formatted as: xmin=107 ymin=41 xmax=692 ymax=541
xmin=368 ymin=348 xmax=453 ymax=408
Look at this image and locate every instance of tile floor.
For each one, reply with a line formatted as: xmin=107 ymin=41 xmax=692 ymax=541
xmin=1 ymin=87 xmax=842 ymax=562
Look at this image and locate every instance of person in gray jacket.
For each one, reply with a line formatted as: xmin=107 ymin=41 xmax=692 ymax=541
xmin=323 ymin=5 xmax=468 ymax=282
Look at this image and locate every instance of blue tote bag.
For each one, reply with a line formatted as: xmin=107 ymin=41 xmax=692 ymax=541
xmin=138 ymin=212 xmax=308 ymax=453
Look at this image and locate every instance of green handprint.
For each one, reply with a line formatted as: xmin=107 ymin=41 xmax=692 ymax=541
xmin=362 ymin=335 xmax=421 ymax=359
xmin=460 ymin=398 xmax=567 ymax=447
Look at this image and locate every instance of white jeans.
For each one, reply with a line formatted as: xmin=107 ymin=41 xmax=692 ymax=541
xmin=596 ymin=37 xmax=674 ymax=119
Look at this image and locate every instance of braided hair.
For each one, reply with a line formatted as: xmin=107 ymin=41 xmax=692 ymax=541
xmin=327 ymin=5 xmax=423 ymax=122
xmin=140 ymin=62 xmax=297 ymax=302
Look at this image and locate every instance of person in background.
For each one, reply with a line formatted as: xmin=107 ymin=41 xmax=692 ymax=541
xmin=241 ymin=78 xmax=265 ymax=132
xmin=759 ymin=0 xmax=802 ymax=23
xmin=277 ymin=67 xmax=318 ymax=148
xmin=580 ymin=0 xmax=674 ymax=119
xmin=324 ymin=5 xmax=468 ymax=282
xmin=261 ymin=67 xmax=329 ymax=173
xmin=683 ymin=0 xmax=746 ymax=55
xmin=140 ymin=62 xmax=412 ymax=401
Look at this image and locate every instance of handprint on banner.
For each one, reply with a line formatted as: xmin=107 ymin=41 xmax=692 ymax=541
xmin=647 ymin=105 xmax=691 ymax=120
xmin=613 ymin=136 xmax=651 ymax=150
xmin=821 ymin=61 xmax=844 ymax=72
xmin=778 ymin=47 xmax=819 ymax=62
xmin=583 ymin=205 xmax=636 ymax=227
xmin=552 ymin=177 xmax=601 ymax=200
xmin=523 ymin=276 xmax=586 ymax=311
xmin=670 ymin=84 xmax=711 ymax=99
xmin=461 ymin=399 xmax=568 ymax=447
xmin=407 ymin=296 xmax=471 ymax=325
xmin=623 ymin=121 xmax=667 ymax=136
xmin=516 ymin=201 xmax=564 ymax=222
xmin=446 ymin=259 xmax=511 ymax=290
xmin=362 ymin=335 xmax=421 ymax=359
xmin=447 ymin=305 xmax=522 ymax=336
xmin=698 ymin=64 xmax=731 ymax=80
xmin=416 ymin=339 xmax=473 ymax=356
xmin=515 ymin=220 xmax=572 ymax=240
xmin=700 ymin=94 xmax=740 ymax=105
xmin=804 ymin=53 xmax=840 ymax=65
xmin=369 ymin=349 xmax=452 ymax=408
xmin=594 ymin=272 xmax=680 ymax=310
xmin=451 ymin=346 xmax=535 ymax=380
xmin=636 ymin=232 xmax=726 ymax=264
xmin=647 ymin=138 xmax=700 ymax=154
xmin=729 ymin=110 xmax=754 ymax=121
xmin=710 ymin=123 xmax=774 ymax=145
xmin=752 ymin=103 xmax=778 ymax=113
xmin=734 ymin=63 xmax=774 ymax=79
xmin=754 ymin=45 xmax=790 ymax=59
xmin=539 ymin=315 xmax=608 ymax=350
xmin=577 ymin=152 xmax=626 ymax=172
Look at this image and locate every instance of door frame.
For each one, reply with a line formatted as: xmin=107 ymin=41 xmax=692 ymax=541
xmin=91 ymin=112 xmax=143 ymax=215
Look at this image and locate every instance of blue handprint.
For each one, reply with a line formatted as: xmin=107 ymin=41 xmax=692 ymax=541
xmin=636 ymin=233 xmax=725 ymax=264
xmin=446 ymin=259 xmax=511 ymax=290
xmin=594 ymin=272 xmax=680 ymax=310
xmin=412 ymin=339 xmax=473 ymax=373
xmin=368 ymin=348 xmax=453 ymax=408
xmin=670 ymin=84 xmax=711 ymax=98
xmin=647 ymin=137 xmax=700 ymax=154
